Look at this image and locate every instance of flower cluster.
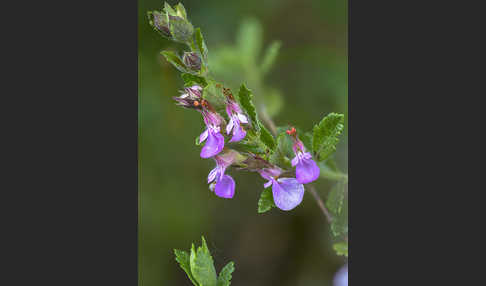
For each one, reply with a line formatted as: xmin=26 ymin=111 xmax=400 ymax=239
xmin=173 ymin=85 xmax=249 ymax=199
xmin=172 ymin=85 xmax=322 ymax=211
xmin=151 ymin=2 xmax=324 ymax=212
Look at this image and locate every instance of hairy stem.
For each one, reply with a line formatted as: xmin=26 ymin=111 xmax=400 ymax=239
xmin=259 ymin=105 xmax=278 ymax=136
xmin=308 ymin=185 xmax=333 ymax=223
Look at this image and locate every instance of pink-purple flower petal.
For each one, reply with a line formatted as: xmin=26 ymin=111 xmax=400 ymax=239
xmin=229 ymin=123 xmax=246 ymax=142
xmin=226 ymin=118 xmax=234 ymax=135
xmin=237 ymin=113 xmax=248 ymax=124
xmin=199 ymin=129 xmax=209 ymax=143
xmin=272 ymin=177 xmax=305 ymax=211
xmin=295 ymin=157 xmax=320 ymax=184
xmin=214 ymin=175 xmax=235 ymax=198
xmin=291 ymin=156 xmax=299 ymax=167
xmin=207 ymin=167 xmax=219 ymax=183
xmin=200 ymin=130 xmax=224 ymax=158
xmin=264 ymin=180 xmax=273 ymax=188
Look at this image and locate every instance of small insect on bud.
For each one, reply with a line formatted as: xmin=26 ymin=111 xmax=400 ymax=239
xmin=183 ymin=52 xmax=202 ymax=71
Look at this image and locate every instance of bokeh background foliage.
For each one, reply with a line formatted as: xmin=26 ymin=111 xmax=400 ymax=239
xmin=139 ymin=0 xmax=347 ymax=285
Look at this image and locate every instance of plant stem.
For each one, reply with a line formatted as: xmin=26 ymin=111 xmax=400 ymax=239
xmin=308 ymin=185 xmax=333 ymax=223
xmin=259 ymin=106 xmax=278 ymax=135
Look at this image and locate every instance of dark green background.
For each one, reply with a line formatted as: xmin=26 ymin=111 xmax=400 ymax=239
xmin=138 ymin=0 xmax=347 ymax=285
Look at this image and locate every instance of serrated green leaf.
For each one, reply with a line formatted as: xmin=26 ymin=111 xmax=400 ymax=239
xmin=217 ymin=261 xmax=235 ymax=286
xmin=258 ymin=188 xmax=275 ymax=213
xmin=259 ymin=123 xmax=275 ymax=150
xmin=330 ymin=197 xmax=348 ymax=237
xmin=164 ymin=2 xmax=176 ymax=16
xmin=326 ymin=182 xmax=345 ymax=215
xmin=333 ymin=241 xmax=348 ymax=257
xmin=190 ymin=237 xmax=217 ymax=286
xmin=327 ymin=182 xmax=348 ymax=237
xmin=237 ymin=84 xmax=259 ymax=132
xmin=231 ymin=142 xmax=264 ymax=154
xmin=174 ymin=3 xmax=187 ymax=19
xmin=161 ymin=50 xmax=188 ymax=73
xmin=312 ymin=113 xmax=345 ymax=161
xmin=260 ymin=41 xmax=281 ymax=75
xmin=195 ymin=28 xmax=208 ymax=61
xmin=174 ymin=249 xmax=198 ymax=286
xmin=182 ymin=73 xmax=207 ymax=87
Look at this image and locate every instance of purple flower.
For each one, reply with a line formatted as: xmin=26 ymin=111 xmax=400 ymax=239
xmin=259 ymin=168 xmax=305 ymax=211
xmin=172 ymin=85 xmax=225 ymax=158
xmin=225 ymin=98 xmax=248 ymax=142
xmin=208 ymin=151 xmax=237 ymax=198
xmin=199 ymin=108 xmax=225 ymax=158
xmin=288 ymin=129 xmax=320 ymax=184
xmin=333 ymin=264 xmax=348 ymax=286
xmin=173 ymin=85 xmax=202 ymax=108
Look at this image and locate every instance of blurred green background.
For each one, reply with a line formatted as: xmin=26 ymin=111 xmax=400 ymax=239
xmin=138 ymin=0 xmax=347 ymax=285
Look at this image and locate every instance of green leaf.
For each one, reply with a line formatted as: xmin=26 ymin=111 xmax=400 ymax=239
xmin=312 ymin=113 xmax=345 ymax=161
xmin=217 ymin=261 xmax=235 ymax=286
xmin=231 ymin=142 xmax=264 ymax=154
xmin=330 ymin=198 xmax=348 ymax=237
xmin=260 ymin=41 xmax=281 ymax=75
xmin=258 ymin=188 xmax=275 ymax=213
xmin=190 ymin=237 xmax=218 ymax=286
xmin=182 ymin=73 xmax=207 ymax=87
xmin=237 ymin=84 xmax=259 ymax=132
xmin=326 ymin=182 xmax=345 ymax=215
xmin=268 ymin=132 xmax=292 ymax=169
xmin=174 ymin=3 xmax=187 ymax=19
xmin=161 ymin=50 xmax=187 ymax=73
xmin=259 ymin=123 xmax=275 ymax=150
xmin=333 ymin=241 xmax=348 ymax=257
xmin=164 ymin=2 xmax=177 ymax=16
xmin=174 ymin=249 xmax=198 ymax=286
xmin=299 ymin=130 xmax=313 ymax=152
xmin=327 ymin=182 xmax=348 ymax=237
xmin=195 ymin=135 xmax=202 ymax=146
xmin=195 ymin=28 xmax=208 ymax=61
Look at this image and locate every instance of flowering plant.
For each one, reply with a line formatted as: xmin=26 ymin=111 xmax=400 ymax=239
xmin=148 ymin=2 xmax=348 ymax=285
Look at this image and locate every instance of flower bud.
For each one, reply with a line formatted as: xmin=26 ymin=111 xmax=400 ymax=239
xmin=147 ymin=11 xmax=171 ymax=39
xmin=183 ymin=52 xmax=202 ymax=71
